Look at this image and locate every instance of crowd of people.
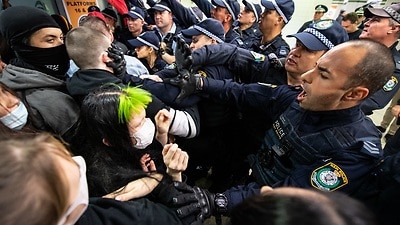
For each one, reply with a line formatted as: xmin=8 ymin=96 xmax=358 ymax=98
xmin=1 ymin=1 xmax=400 ymax=225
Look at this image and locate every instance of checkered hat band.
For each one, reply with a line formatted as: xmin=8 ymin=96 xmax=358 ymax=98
xmin=194 ymin=25 xmax=224 ymax=43
xmin=154 ymin=4 xmax=171 ymax=12
xmin=221 ymin=0 xmax=237 ymax=20
xmin=304 ymin=28 xmax=334 ymax=49
xmin=384 ymin=6 xmax=400 ymax=23
xmin=137 ymin=37 xmax=159 ymax=50
xmin=130 ymin=11 xmax=144 ymax=20
xmin=270 ymin=0 xmax=288 ymax=23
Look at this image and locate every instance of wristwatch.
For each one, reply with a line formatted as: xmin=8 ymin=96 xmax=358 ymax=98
xmin=214 ymin=193 xmax=228 ymax=214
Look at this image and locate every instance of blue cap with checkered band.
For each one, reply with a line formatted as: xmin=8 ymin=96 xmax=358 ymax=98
xmin=287 ymin=19 xmax=349 ymax=51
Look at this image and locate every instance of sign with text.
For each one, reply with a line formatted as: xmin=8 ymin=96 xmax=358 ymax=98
xmin=62 ymin=0 xmax=99 ymax=28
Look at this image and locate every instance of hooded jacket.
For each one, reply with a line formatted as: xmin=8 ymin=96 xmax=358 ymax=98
xmin=0 ymin=64 xmax=80 ymax=136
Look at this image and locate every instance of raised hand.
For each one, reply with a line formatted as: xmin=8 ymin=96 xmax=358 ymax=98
xmin=162 ymin=143 xmax=188 ymax=181
xmin=106 ymin=43 xmax=126 ymax=77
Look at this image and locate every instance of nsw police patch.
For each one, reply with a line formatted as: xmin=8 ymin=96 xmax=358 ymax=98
xmin=383 ymin=76 xmax=398 ymax=92
xmin=311 ymin=162 xmax=348 ymax=191
xmin=250 ymin=51 xmax=265 ymax=62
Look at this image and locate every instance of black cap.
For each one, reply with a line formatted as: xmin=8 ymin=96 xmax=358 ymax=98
xmin=102 ymin=7 xmax=118 ymax=21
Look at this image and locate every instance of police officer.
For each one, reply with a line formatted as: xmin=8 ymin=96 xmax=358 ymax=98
xmin=118 ymin=7 xmax=146 ymax=50
xmin=297 ymin=4 xmax=328 ymax=32
xmin=148 ymin=1 xmax=183 ymax=55
xmin=232 ymin=0 xmax=262 ymax=50
xmin=249 ymin=0 xmax=294 ymax=83
xmin=191 ymin=0 xmax=240 ymax=43
xmin=359 ymin=3 xmax=400 ymax=115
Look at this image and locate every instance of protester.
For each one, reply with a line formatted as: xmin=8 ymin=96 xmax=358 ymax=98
xmin=0 ymin=6 xmax=79 ymax=141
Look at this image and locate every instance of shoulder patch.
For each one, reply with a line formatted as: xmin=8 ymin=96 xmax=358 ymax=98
xmin=311 ymin=162 xmax=348 ymax=191
xmin=165 ymin=63 xmax=177 ymax=70
xmin=197 ymin=70 xmax=207 ymax=77
xmin=250 ymin=51 xmax=265 ymax=62
xmin=383 ymin=76 xmax=398 ymax=92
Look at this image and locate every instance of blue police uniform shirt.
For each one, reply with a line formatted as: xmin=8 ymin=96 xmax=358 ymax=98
xmin=361 ymin=42 xmax=400 ymax=115
xmin=200 ymin=79 xmax=383 ymax=211
xmin=232 ymin=22 xmax=262 ymax=50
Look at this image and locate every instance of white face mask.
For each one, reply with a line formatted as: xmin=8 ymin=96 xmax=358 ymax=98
xmin=0 ymin=102 xmax=28 ymax=130
xmin=131 ymin=118 xmax=155 ymax=149
xmin=58 ymin=156 xmax=89 ymax=225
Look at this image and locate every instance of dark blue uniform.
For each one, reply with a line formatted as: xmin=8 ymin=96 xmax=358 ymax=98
xmin=199 ymin=79 xmax=383 ymax=211
xmin=232 ymin=22 xmax=262 ymax=50
xmin=157 ymin=63 xmax=244 ymax=191
xmin=361 ymin=42 xmax=400 ymax=115
xmin=192 ymin=43 xmax=287 ymax=84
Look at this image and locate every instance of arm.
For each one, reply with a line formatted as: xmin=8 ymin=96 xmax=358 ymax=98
xmin=192 ymin=43 xmax=272 ymax=80
xmin=191 ymin=0 xmax=213 ymax=18
xmin=77 ymin=197 xmax=184 ymax=225
xmin=155 ymin=108 xmax=171 ymax=146
xmin=165 ymin=0 xmax=199 ymax=28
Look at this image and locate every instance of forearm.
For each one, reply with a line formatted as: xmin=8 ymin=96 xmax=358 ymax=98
xmin=168 ymin=107 xmax=199 ymax=138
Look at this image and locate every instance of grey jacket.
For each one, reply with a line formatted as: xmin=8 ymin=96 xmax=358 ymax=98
xmin=0 ymin=64 xmax=79 ymax=136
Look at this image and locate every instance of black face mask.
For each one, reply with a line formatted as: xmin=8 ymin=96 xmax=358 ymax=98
xmin=13 ymin=44 xmax=70 ymax=79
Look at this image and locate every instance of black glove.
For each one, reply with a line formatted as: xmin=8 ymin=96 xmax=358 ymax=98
xmin=106 ymin=43 xmax=126 ymax=78
xmin=163 ymin=72 xmax=202 ymax=104
xmin=164 ymin=37 xmax=201 ymax=103
xmin=174 ymin=36 xmax=193 ymax=72
xmin=150 ymin=175 xmax=182 ymax=206
xmin=172 ymin=182 xmax=215 ymax=225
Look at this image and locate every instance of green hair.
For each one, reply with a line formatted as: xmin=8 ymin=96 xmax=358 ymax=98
xmin=118 ymin=86 xmax=152 ymax=123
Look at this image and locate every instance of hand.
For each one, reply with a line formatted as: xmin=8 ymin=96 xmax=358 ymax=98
xmin=140 ymin=74 xmax=163 ymax=82
xmin=155 ymin=109 xmax=171 ymax=135
xmin=172 ymin=182 xmax=215 ymax=224
xmin=140 ymin=153 xmax=156 ymax=172
xmin=391 ymin=105 xmax=400 ymax=118
xmin=106 ymin=43 xmax=126 ymax=77
xmin=103 ymin=174 xmax=162 ymax=201
xmin=164 ymin=73 xmax=203 ymax=103
xmin=174 ymin=36 xmax=193 ymax=72
xmin=162 ymin=143 xmax=189 ymax=181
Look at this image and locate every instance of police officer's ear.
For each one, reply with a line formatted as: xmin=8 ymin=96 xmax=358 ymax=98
xmin=224 ymin=13 xmax=233 ymax=23
xmin=277 ymin=15 xmax=284 ymax=25
xmin=388 ymin=23 xmax=400 ymax=35
xmin=342 ymin=86 xmax=369 ymax=102
xmin=250 ymin=14 xmax=256 ymax=23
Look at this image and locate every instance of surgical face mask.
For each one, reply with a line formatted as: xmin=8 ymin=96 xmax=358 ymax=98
xmin=58 ymin=156 xmax=89 ymax=225
xmin=0 ymin=102 xmax=28 ymax=130
xmin=131 ymin=118 xmax=155 ymax=149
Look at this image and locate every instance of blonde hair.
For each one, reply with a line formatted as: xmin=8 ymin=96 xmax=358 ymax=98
xmin=0 ymin=133 xmax=73 ymax=225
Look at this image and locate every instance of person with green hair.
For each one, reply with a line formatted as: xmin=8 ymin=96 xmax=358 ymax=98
xmin=70 ymin=84 xmax=188 ymax=197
